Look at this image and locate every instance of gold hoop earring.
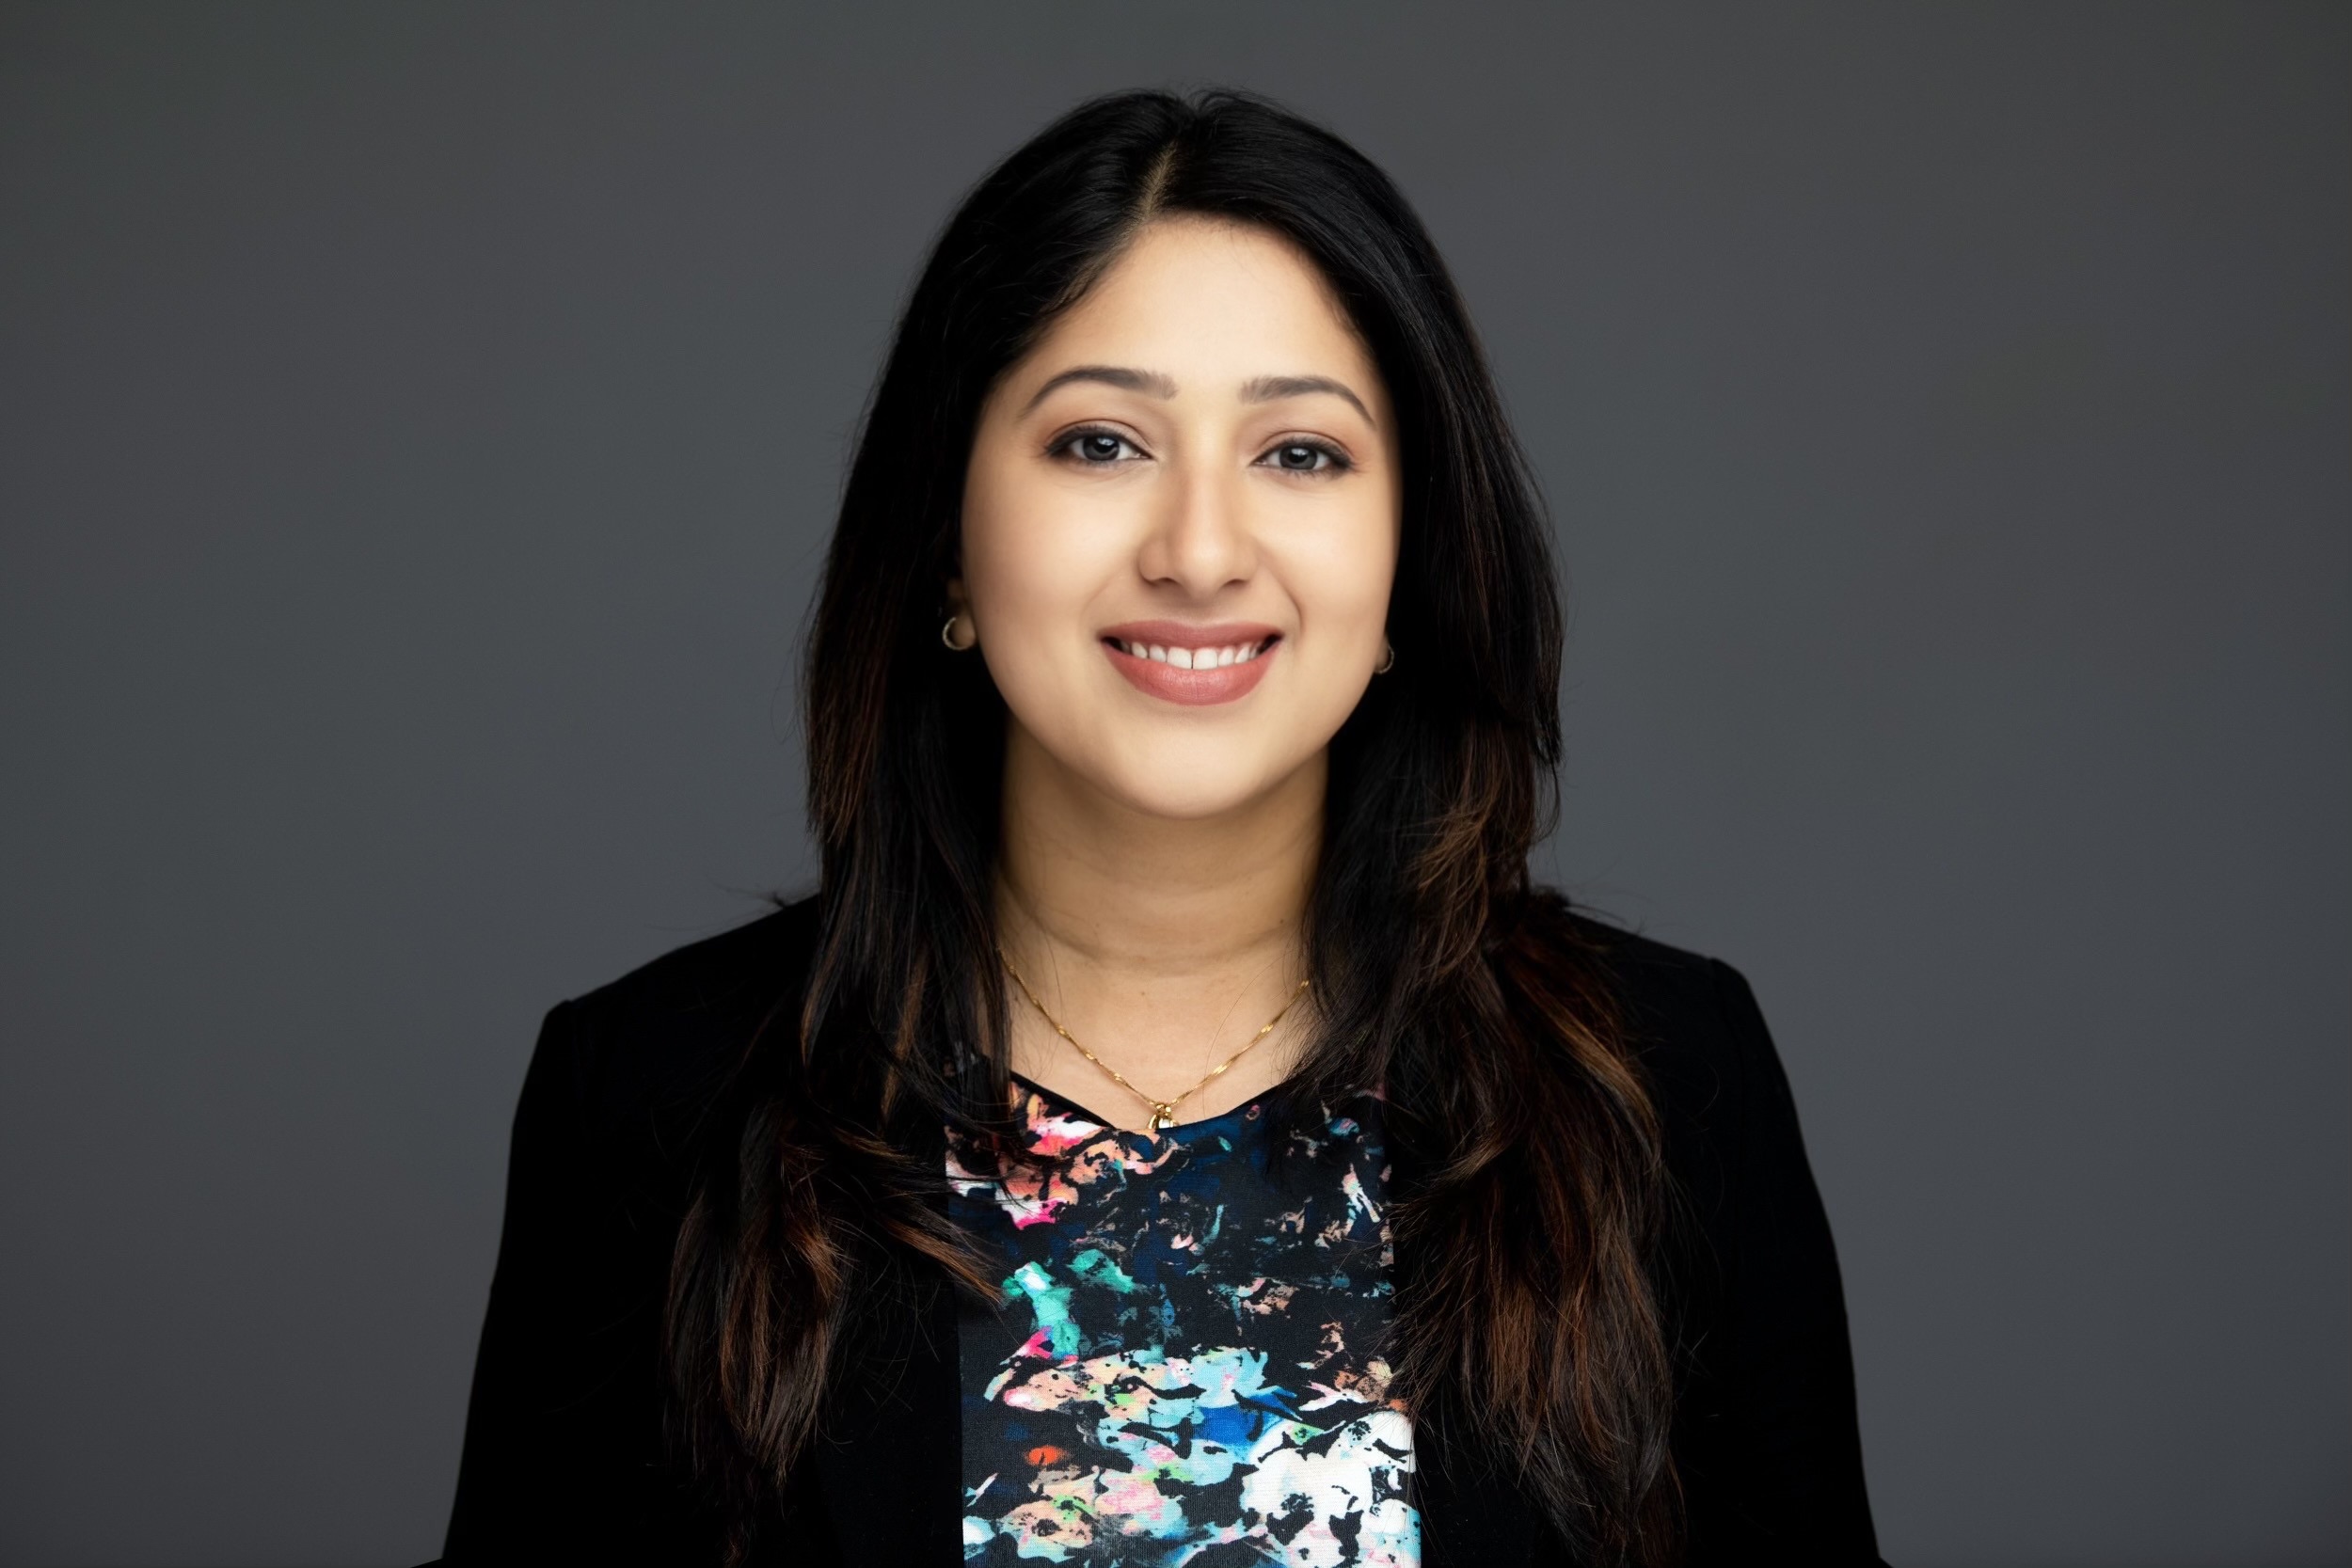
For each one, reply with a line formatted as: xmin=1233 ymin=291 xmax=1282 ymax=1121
xmin=1375 ymin=639 xmax=1394 ymax=674
xmin=941 ymin=614 xmax=976 ymax=652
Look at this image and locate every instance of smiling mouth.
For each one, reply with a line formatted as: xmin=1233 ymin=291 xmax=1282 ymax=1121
xmin=1099 ymin=627 xmax=1282 ymax=706
xmin=1102 ymin=634 xmax=1279 ymax=671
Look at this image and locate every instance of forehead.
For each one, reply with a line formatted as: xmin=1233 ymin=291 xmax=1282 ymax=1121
xmin=1022 ymin=217 xmax=1379 ymax=391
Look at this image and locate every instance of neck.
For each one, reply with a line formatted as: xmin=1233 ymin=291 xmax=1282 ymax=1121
xmin=993 ymin=723 xmax=1323 ymax=1117
xmin=996 ymin=725 xmax=1322 ymax=981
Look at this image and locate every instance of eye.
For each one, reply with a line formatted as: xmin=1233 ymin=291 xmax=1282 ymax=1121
xmin=1051 ymin=428 xmax=1146 ymax=466
xmin=1258 ymin=439 xmax=1349 ymax=475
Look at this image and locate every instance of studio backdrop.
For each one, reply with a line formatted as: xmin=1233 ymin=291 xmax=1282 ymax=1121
xmin=1 ymin=5 xmax=2344 ymax=1565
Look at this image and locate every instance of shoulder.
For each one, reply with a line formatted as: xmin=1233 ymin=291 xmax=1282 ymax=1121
xmin=1556 ymin=910 xmax=1786 ymax=1136
xmin=530 ymin=895 xmax=824 ymax=1150
xmin=1559 ymin=909 xmax=1840 ymax=1301
xmin=1561 ymin=915 xmax=1881 ymax=1558
xmin=1561 ymin=911 xmax=1766 ymax=1053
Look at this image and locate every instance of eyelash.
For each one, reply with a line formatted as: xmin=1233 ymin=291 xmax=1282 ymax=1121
xmin=1046 ymin=425 xmax=1355 ymax=476
xmin=1048 ymin=426 xmax=1148 ymax=466
xmin=1259 ymin=438 xmax=1352 ymax=476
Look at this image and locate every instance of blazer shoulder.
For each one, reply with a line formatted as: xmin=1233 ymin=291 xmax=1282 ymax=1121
xmin=1559 ymin=911 xmax=1774 ymax=1113
xmin=570 ymin=893 xmax=822 ymax=1030
xmin=548 ymin=895 xmax=824 ymax=1142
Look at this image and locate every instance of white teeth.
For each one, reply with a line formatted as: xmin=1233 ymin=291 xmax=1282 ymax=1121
xmin=1115 ymin=638 xmax=1271 ymax=666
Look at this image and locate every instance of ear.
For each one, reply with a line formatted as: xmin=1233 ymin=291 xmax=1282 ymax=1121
xmin=944 ymin=576 xmax=970 ymax=614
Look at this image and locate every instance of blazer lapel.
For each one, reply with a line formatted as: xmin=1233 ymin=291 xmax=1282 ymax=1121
xmin=806 ymin=1109 xmax=963 ymax=1564
xmin=1389 ymin=1132 xmax=1562 ymax=1566
xmin=806 ymin=1270 xmax=962 ymax=1563
xmin=1413 ymin=1430 xmax=1561 ymax=1566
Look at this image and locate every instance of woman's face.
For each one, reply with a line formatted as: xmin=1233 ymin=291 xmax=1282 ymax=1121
xmin=957 ymin=217 xmax=1401 ymax=823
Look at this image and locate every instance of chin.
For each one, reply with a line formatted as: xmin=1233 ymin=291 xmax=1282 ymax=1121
xmin=1082 ymin=738 xmax=1312 ymax=823
xmin=1099 ymin=767 xmax=1295 ymax=822
xmin=1003 ymin=696 xmax=1340 ymax=825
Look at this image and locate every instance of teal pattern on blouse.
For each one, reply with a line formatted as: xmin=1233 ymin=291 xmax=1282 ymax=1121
xmin=946 ymin=1075 xmax=1419 ymax=1566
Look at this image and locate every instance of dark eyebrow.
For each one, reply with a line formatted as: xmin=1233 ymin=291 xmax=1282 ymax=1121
xmin=1241 ymin=373 xmax=1374 ymax=424
xmin=1022 ymin=365 xmax=1178 ymax=414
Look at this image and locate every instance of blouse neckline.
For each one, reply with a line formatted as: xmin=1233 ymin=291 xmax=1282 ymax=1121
xmin=1004 ymin=1069 xmax=1286 ymax=1142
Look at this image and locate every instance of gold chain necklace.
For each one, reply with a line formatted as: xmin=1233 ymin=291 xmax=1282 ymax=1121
xmin=998 ymin=950 xmax=1311 ymax=1133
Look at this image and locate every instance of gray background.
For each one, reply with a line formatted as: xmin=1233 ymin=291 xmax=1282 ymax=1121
xmin=1 ymin=4 xmax=2344 ymax=1564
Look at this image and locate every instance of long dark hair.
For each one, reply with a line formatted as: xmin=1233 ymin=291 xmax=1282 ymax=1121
xmin=669 ymin=88 xmax=1676 ymax=1561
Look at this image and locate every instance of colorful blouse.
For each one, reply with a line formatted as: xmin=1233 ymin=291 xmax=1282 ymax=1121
xmin=946 ymin=1075 xmax=1419 ymax=1566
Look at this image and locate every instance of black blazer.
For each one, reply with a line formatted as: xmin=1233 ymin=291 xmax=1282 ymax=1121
xmin=440 ymin=898 xmax=1885 ymax=1565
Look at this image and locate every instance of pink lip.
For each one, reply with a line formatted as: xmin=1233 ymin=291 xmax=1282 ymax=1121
xmin=1100 ymin=620 xmax=1282 ymax=707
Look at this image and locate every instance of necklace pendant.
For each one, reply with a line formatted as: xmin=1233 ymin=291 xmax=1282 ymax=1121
xmin=1148 ymin=1103 xmax=1179 ymax=1132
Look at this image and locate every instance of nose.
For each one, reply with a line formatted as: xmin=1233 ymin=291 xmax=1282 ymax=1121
xmin=1134 ymin=456 xmax=1257 ymax=596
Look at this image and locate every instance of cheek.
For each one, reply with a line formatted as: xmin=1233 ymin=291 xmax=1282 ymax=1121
xmin=1278 ymin=505 xmax=1399 ymax=642
xmin=961 ymin=463 xmax=1125 ymax=668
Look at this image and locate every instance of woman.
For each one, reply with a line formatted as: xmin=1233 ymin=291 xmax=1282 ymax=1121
xmin=442 ymin=89 xmax=1883 ymax=1566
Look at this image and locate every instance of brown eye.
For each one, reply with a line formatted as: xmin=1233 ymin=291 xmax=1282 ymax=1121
xmin=1263 ymin=441 xmax=1344 ymax=473
xmin=1059 ymin=430 xmax=1141 ymax=464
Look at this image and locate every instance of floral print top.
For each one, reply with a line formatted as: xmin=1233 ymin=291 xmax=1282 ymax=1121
xmin=946 ymin=1074 xmax=1419 ymax=1567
